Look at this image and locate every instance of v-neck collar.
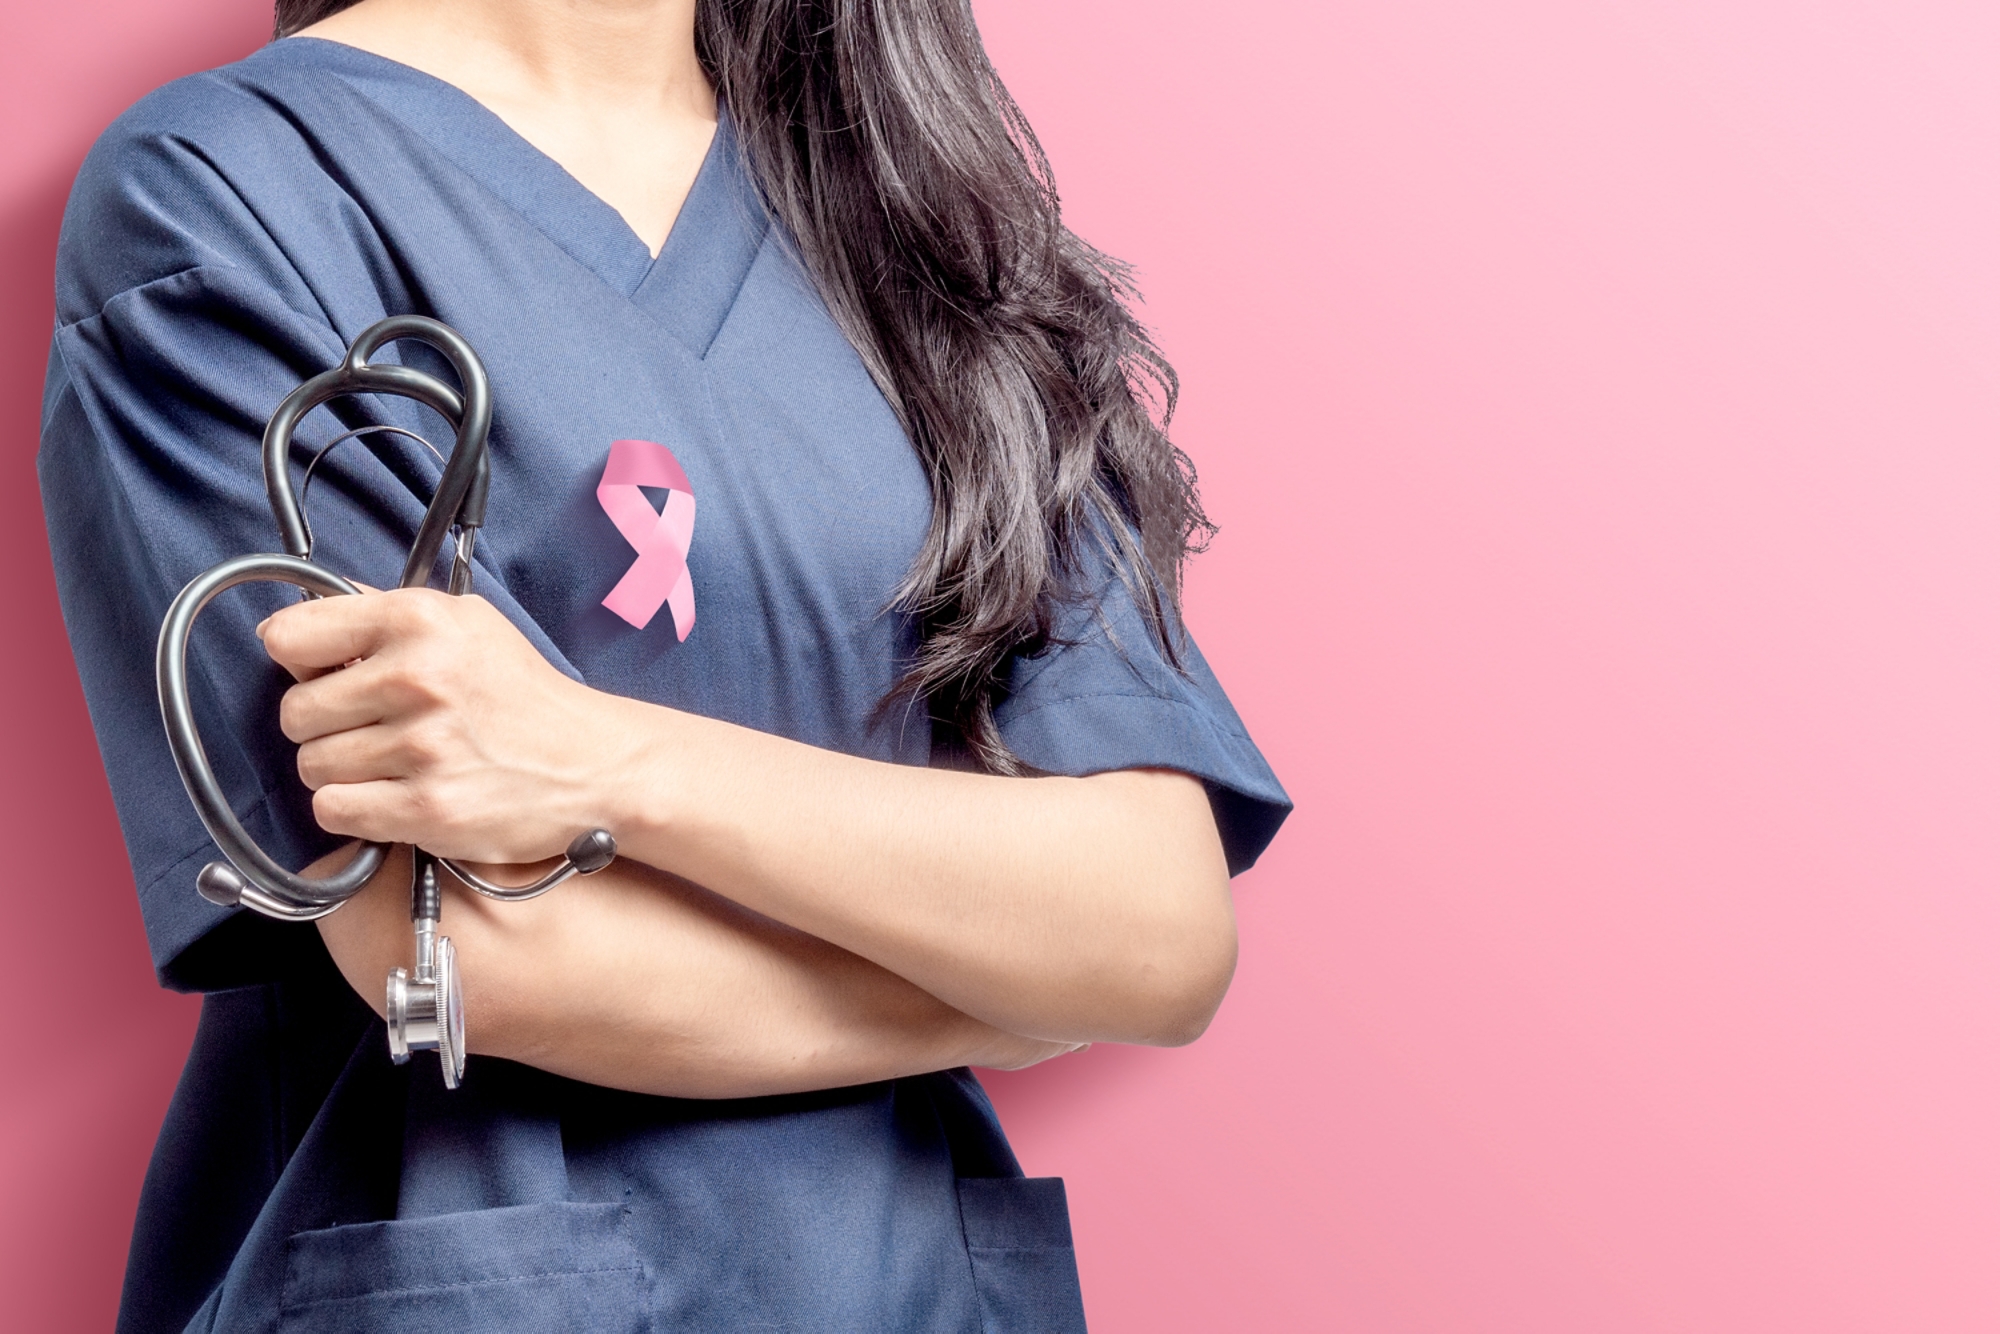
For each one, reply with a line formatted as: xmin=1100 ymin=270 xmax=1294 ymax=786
xmin=262 ymin=37 xmax=770 ymax=357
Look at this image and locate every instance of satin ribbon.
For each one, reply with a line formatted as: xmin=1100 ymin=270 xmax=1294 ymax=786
xmin=595 ymin=438 xmax=697 ymax=638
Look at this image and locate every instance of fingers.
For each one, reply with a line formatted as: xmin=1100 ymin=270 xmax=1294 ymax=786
xmin=259 ymin=587 xmax=455 ymax=675
xmin=311 ymin=779 xmax=504 ymax=860
xmin=279 ymin=652 xmax=449 ymax=743
xmin=295 ymin=723 xmax=427 ymax=790
xmin=311 ymin=779 xmax=429 ymax=846
xmin=258 ymin=592 xmax=386 ymax=673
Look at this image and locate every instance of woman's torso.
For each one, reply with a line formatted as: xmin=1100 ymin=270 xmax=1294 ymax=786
xmin=49 ymin=37 xmax=1085 ymax=1334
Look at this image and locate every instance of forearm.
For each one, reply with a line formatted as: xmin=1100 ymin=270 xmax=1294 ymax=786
xmin=597 ymin=701 xmax=1237 ymax=1046
xmin=268 ymin=588 xmax=1237 ymax=1052
xmin=313 ymin=846 xmax=1074 ymax=1098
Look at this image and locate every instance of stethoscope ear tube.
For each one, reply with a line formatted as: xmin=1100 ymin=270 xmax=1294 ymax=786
xmin=156 ymin=552 xmax=389 ymax=912
xmin=261 ymin=314 xmax=492 ymax=585
xmin=441 ymin=828 xmax=619 ymax=901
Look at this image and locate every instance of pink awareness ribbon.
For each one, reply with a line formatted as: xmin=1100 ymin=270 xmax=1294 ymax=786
xmin=596 ymin=438 xmax=697 ymax=638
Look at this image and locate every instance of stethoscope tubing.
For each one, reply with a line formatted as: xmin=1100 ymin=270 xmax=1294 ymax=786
xmin=159 ymin=316 xmax=489 ymax=917
xmin=155 ymin=552 xmax=389 ymax=910
xmin=439 ymin=828 xmax=619 ymax=901
xmin=261 ymin=315 xmax=492 ymax=584
xmin=155 ymin=316 xmax=615 ymax=1088
xmin=157 ymin=315 xmax=613 ymax=937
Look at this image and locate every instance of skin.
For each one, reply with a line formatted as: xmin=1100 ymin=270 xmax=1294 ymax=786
xmin=282 ymin=0 xmax=1238 ymax=1099
xmin=305 ymin=0 xmax=715 ymax=255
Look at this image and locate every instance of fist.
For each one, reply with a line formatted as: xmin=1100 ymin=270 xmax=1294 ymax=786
xmin=260 ymin=587 xmax=630 ymax=862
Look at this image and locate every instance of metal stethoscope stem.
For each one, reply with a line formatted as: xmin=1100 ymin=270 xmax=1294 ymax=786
xmin=155 ymin=316 xmax=615 ymax=1088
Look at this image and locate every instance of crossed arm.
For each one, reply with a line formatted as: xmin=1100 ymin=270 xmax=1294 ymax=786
xmin=269 ymin=588 xmax=1237 ymax=1099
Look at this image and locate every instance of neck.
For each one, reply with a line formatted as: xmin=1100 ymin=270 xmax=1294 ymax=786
xmin=299 ymin=0 xmax=719 ymax=256
xmin=303 ymin=0 xmax=711 ymax=118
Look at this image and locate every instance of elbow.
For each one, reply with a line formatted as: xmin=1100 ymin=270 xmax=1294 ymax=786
xmin=1057 ymin=767 xmax=1240 ymax=1047
xmin=1122 ymin=891 xmax=1239 ymax=1048
xmin=987 ymin=904 xmax=1236 ymax=1048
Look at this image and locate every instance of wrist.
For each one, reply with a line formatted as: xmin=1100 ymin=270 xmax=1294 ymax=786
xmin=584 ymin=691 xmax=697 ymax=862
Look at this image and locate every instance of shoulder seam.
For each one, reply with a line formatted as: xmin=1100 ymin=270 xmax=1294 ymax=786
xmin=57 ymin=264 xmax=342 ymax=366
xmin=55 ymin=262 xmax=211 ymax=333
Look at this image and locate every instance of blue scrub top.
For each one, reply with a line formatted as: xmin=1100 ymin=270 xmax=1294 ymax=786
xmin=39 ymin=38 xmax=1290 ymax=1334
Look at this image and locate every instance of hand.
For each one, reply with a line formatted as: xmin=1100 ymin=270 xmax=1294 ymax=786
xmin=260 ymin=587 xmax=638 ymax=862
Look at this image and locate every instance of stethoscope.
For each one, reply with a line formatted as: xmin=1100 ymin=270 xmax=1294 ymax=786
xmin=155 ymin=316 xmax=616 ymax=1088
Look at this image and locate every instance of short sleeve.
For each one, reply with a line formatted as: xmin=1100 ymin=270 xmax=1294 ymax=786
xmin=995 ymin=554 xmax=1291 ymax=875
xmin=37 ymin=85 xmax=566 ymax=987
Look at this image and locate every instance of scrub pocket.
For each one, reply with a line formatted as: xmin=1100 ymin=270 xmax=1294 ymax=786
xmin=957 ymin=1177 xmax=1087 ymax=1334
xmin=276 ymin=1201 xmax=648 ymax=1333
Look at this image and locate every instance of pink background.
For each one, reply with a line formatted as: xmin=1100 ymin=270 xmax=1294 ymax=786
xmin=6 ymin=1 xmax=1999 ymax=1329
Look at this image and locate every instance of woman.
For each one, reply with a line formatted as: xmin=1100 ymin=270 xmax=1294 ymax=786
xmin=39 ymin=0 xmax=1289 ymax=1328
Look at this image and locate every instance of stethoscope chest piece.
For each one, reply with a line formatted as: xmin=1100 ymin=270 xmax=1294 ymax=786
xmin=388 ymin=932 xmax=465 ymax=1089
xmin=388 ymin=851 xmax=467 ymax=1087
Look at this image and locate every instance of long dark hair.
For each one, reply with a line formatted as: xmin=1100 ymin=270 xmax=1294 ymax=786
xmin=276 ymin=0 xmax=1210 ymax=772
